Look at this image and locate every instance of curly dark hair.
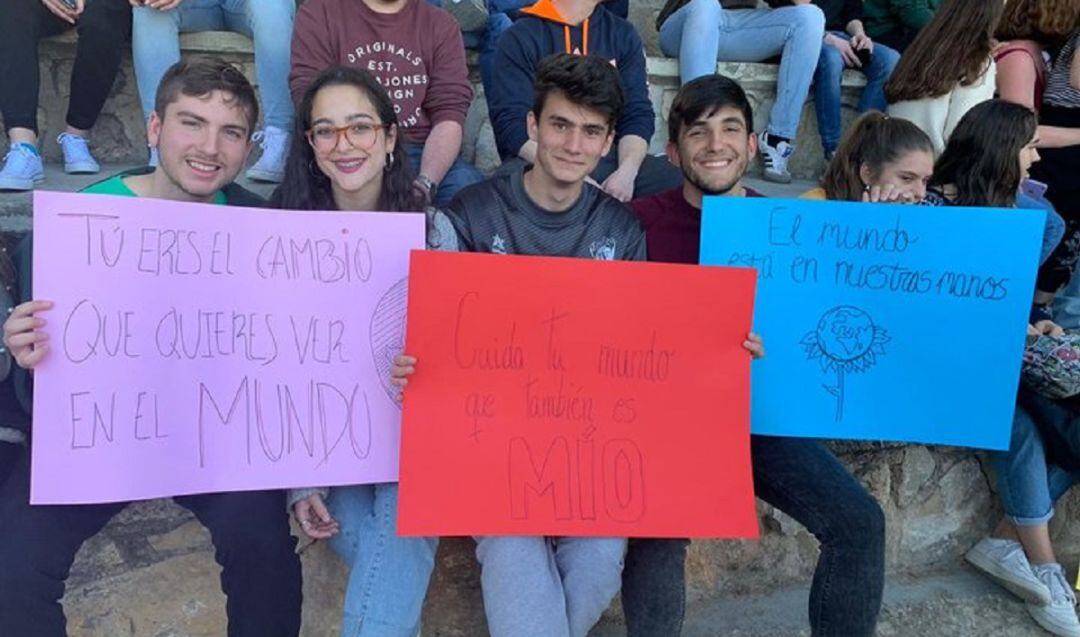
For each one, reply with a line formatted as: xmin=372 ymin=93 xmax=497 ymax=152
xmin=270 ymin=66 xmax=425 ymax=214
xmin=929 ymin=100 xmax=1038 ymax=207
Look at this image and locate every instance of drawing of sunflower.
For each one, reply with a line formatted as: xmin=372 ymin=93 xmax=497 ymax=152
xmin=800 ymin=306 xmax=890 ymax=422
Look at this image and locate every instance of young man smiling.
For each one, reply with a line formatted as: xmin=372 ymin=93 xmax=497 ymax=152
xmin=0 ymin=58 xmax=302 ymax=637
xmin=622 ymin=74 xmax=886 ymax=637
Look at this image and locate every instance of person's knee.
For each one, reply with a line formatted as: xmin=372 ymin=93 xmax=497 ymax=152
xmin=476 ymin=536 xmax=547 ymax=570
xmin=838 ymin=492 xmax=886 ymax=551
xmin=815 ymin=47 xmax=844 ymax=81
xmin=76 ymin=2 xmax=130 ymax=39
xmin=683 ymin=0 xmax=721 ymax=22
xmin=790 ymin=4 xmax=826 ymax=35
xmin=245 ymin=0 xmax=295 ymax=36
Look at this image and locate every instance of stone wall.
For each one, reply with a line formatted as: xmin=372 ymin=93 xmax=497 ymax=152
xmin=57 ymin=443 xmax=1080 ymax=636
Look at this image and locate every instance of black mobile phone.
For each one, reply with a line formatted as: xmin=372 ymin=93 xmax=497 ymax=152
xmin=855 ymin=47 xmax=873 ymax=68
xmin=61 ymin=0 xmax=78 ymax=7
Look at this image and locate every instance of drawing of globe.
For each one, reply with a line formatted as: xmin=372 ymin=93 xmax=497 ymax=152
xmin=370 ymin=277 xmax=408 ymax=407
xmin=815 ymin=306 xmax=875 ymax=362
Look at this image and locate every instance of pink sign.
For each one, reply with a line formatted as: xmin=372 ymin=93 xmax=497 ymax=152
xmin=30 ymin=190 xmax=425 ymax=504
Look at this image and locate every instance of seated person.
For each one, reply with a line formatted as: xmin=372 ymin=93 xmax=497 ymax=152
xmin=0 ymin=58 xmax=302 ymax=637
xmin=489 ymin=0 xmax=683 ymax=201
xmin=0 ymin=0 xmax=131 ymax=191
xmin=807 ymin=0 xmax=900 ymax=160
xmin=654 ymin=0 xmax=825 ymax=183
xmin=132 ymin=0 xmax=297 ymax=183
xmin=292 ymin=0 xmax=484 ymax=207
xmin=862 ymin=0 xmax=941 ymax=52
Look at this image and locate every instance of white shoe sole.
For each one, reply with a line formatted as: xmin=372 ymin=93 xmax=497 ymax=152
xmin=1027 ymin=604 xmax=1080 ymax=637
xmin=0 ymin=173 xmax=44 ymax=191
xmin=762 ymin=169 xmax=792 ymax=184
xmin=64 ymin=163 xmax=100 ymax=175
xmin=966 ymin=549 xmax=1052 ymax=605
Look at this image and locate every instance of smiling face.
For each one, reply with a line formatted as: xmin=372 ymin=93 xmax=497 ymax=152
xmin=859 ymin=148 xmax=935 ymax=202
xmin=147 ymin=90 xmax=252 ymax=200
xmin=307 ymin=84 xmax=395 ymax=202
xmin=667 ymin=104 xmax=756 ymax=196
xmin=527 ymin=90 xmax=614 ymax=188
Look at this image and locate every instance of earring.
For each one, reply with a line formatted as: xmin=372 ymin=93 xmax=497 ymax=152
xmin=385 ymin=152 xmax=395 ymax=171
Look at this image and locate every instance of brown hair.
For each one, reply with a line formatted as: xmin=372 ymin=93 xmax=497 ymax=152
xmin=821 ymin=112 xmax=934 ymax=202
xmin=929 ymin=100 xmax=1038 ymax=208
xmin=154 ymin=57 xmax=259 ymax=135
xmin=885 ymin=0 xmax=1003 ymax=103
xmin=996 ymin=0 xmax=1080 ymax=46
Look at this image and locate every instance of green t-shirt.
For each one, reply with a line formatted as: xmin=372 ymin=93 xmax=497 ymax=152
xmin=82 ymin=174 xmax=227 ymax=205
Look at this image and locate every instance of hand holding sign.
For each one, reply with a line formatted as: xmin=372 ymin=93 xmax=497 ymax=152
xmin=4 ymin=299 xmax=54 ymax=369
xmin=397 ymin=251 xmax=759 ymax=538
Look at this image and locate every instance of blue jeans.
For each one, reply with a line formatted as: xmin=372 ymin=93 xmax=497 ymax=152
xmin=424 ymin=0 xmax=511 ymax=104
xmin=132 ymin=0 xmax=295 ymax=131
xmin=659 ymin=2 xmax=824 ymax=139
xmin=475 ymin=535 xmax=627 ymax=637
xmin=995 ymin=390 xmax=1080 ymax=525
xmin=405 ymin=143 xmax=484 ymax=207
xmin=813 ymin=32 xmax=899 ymax=153
xmin=326 ymin=484 xmax=438 ymax=637
xmin=621 ymin=436 xmax=885 ymax=637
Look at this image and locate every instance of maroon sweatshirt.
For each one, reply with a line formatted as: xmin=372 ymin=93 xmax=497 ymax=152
xmin=290 ymin=0 xmax=473 ymax=144
xmin=630 ymin=186 xmax=763 ymax=264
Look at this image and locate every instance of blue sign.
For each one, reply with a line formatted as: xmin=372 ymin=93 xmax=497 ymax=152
xmin=700 ymin=197 xmax=1044 ymax=450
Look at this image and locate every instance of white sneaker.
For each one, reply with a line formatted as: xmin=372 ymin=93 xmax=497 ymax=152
xmin=1027 ymin=563 xmax=1080 ymax=637
xmin=966 ymin=537 xmax=1051 ymax=605
xmin=758 ymin=131 xmax=793 ymax=184
xmin=246 ymin=126 xmax=290 ymax=183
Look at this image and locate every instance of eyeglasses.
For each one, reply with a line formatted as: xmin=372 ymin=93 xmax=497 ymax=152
xmin=306 ymin=122 xmax=386 ymax=152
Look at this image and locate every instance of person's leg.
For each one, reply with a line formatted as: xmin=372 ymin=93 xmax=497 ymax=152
xmin=657 ymin=0 xmax=722 ymax=85
xmin=225 ymin=0 xmax=295 ymax=182
xmin=620 ymin=538 xmax=690 ymax=637
xmin=0 ymin=445 xmax=126 ymax=636
xmin=60 ymin=0 xmax=132 ymax=174
xmin=176 ymin=490 xmax=302 ymax=637
xmin=812 ymin=35 xmax=845 ymax=155
xmin=750 ymin=435 xmax=883 ymax=637
xmin=475 ymin=536 xmax=571 ymax=637
xmin=713 ymin=6 xmax=824 ymax=141
xmin=325 ymin=484 xmax=438 ymax=637
xmin=975 ymin=401 xmax=1059 ymax=604
xmin=554 ymin=537 xmax=627 ymax=637
xmin=857 ymin=41 xmax=899 ymax=114
xmin=0 ymin=0 xmax=62 ymax=189
xmin=0 ymin=440 xmax=20 ymax=486
xmin=432 ymin=154 xmax=484 ymax=207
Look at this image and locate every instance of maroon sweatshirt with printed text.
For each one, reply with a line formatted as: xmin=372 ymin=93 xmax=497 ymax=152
xmin=290 ymin=0 xmax=473 ymax=145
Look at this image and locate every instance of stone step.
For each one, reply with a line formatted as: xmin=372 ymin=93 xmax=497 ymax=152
xmin=592 ymin=568 xmax=1057 ymax=637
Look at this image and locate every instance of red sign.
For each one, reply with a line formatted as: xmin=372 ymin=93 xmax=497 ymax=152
xmin=398 ymin=251 xmax=759 ymax=538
